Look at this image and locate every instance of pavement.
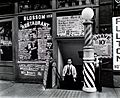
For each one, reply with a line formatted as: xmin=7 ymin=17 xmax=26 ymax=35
xmin=0 ymin=80 xmax=119 ymax=98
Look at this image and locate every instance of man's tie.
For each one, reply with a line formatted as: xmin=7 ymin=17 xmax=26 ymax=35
xmin=68 ymin=66 xmax=71 ymax=75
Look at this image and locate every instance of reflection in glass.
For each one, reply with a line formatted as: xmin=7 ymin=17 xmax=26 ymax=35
xmin=19 ymin=0 xmax=52 ymax=12
xmin=0 ymin=21 xmax=13 ymax=61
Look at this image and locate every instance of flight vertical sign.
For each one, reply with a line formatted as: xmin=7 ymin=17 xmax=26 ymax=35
xmin=113 ymin=17 xmax=120 ymax=70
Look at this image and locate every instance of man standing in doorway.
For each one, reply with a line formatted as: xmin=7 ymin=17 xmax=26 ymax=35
xmin=62 ymin=58 xmax=77 ymax=90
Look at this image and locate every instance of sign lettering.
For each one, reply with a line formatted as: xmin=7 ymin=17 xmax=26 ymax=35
xmin=113 ymin=17 xmax=120 ymax=70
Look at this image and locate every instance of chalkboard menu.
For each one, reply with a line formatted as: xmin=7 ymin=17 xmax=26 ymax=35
xmin=57 ymin=15 xmax=84 ymax=37
xmin=18 ymin=14 xmax=53 ymax=85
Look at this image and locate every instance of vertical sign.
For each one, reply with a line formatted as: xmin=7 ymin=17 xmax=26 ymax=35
xmin=113 ymin=17 xmax=120 ymax=70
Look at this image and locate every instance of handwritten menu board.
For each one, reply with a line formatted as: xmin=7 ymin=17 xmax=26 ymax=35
xmin=57 ymin=15 xmax=84 ymax=37
xmin=18 ymin=14 xmax=52 ymax=84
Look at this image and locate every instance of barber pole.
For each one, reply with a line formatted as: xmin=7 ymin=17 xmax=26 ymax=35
xmin=82 ymin=21 xmax=96 ymax=92
xmin=84 ymin=21 xmax=93 ymax=46
xmin=83 ymin=60 xmax=95 ymax=90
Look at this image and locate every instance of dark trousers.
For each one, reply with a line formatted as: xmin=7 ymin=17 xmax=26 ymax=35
xmin=64 ymin=75 xmax=74 ymax=90
xmin=95 ymin=67 xmax=102 ymax=92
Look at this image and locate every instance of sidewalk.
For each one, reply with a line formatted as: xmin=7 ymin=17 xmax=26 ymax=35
xmin=0 ymin=80 xmax=119 ymax=98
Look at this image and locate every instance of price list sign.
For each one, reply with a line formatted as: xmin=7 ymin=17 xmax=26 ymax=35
xmin=57 ymin=15 xmax=84 ymax=37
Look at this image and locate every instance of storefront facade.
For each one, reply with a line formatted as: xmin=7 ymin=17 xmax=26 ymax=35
xmin=0 ymin=0 xmax=114 ymax=88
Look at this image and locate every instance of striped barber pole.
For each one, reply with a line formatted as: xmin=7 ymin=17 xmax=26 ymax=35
xmin=84 ymin=22 xmax=93 ymax=46
xmin=83 ymin=61 xmax=95 ymax=89
xmin=82 ymin=20 xmax=96 ymax=92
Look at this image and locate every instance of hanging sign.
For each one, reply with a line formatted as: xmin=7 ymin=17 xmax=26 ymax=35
xmin=93 ymin=34 xmax=112 ymax=58
xmin=113 ymin=17 xmax=120 ymax=70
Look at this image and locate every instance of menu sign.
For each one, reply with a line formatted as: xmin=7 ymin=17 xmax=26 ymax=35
xmin=18 ymin=14 xmax=52 ymax=61
xmin=93 ymin=34 xmax=112 ymax=58
xmin=18 ymin=14 xmax=52 ymax=84
xmin=57 ymin=15 xmax=84 ymax=37
xmin=19 ymin=64 xmax=45 ymax=76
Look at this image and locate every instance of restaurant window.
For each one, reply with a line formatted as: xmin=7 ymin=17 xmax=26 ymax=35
xmin=0 ymin=21 xmax=13 ymax=61
xmin=18 ymin=14 xmax=53 ymax=62
xmin=57 ymin=0 xmax=95 ymax=8
xmin=17 ymin=14 xmax=53 ymax=84
xmin=18 ymin=0 xmax=52 ymax=12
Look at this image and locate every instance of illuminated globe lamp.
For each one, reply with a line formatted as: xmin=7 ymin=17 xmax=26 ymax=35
xmin=82 ymin=8 xmax=94 ymax=20
xmin=82 ymin=8 xmax=97 ymax=92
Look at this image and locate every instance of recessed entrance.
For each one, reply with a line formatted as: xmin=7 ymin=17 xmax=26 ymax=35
xmin=57 ymin=39 xmax=84 ymax=90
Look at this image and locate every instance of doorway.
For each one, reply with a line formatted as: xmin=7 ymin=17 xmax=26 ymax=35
xmin=57 ymin=39 xmax=84 ymax=90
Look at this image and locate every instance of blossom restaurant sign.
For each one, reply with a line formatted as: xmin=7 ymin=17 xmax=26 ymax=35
xmin=113 ymin=17 xmax=120 ymax=70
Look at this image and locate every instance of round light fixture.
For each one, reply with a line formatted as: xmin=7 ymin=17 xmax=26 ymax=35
xmin=82 ymin=7 xmax=94 ymax=20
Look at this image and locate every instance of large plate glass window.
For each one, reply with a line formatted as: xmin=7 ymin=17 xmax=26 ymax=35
xmin=18 ymin=14 xmax=53 ymax=84
xmin=0 ymin=21 xmax=13 ymax=61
